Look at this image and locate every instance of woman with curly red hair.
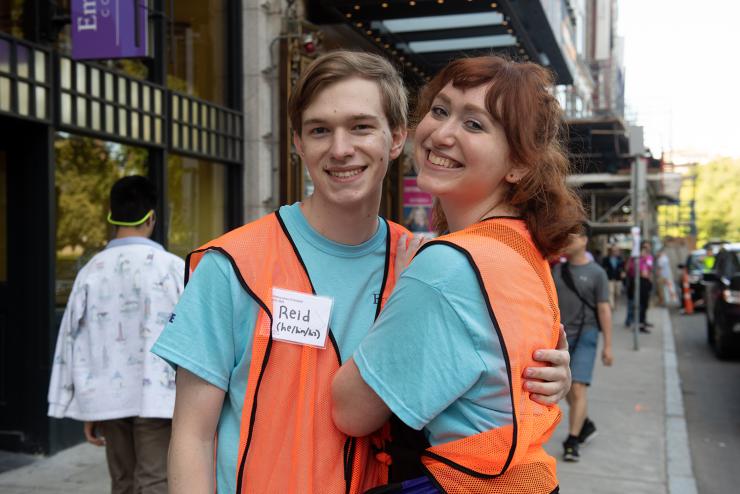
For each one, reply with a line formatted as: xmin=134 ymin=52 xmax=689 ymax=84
xmin=332 ymin=55 xmax=585 ymax=493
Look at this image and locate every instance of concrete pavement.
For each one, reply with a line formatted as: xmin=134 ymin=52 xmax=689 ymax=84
xmin=0 ymin=305 xmax=696 ymax=493
xmin=545 ymin=304 xmax=697 ymax=494
xmin=0 ymin=441 xmax=109 ymax=493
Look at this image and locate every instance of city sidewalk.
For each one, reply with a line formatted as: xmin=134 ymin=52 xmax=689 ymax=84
xmin=545 ymin=304 xmax=697 ymax=494
xmin=0 ymin=305 xmax=696 ymax=493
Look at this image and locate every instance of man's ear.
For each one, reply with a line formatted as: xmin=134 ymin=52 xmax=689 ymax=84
xmin=389 ymin=127 xmax=408 ymax=161
xmin=293 ymin=131 xmax=304 ymax=157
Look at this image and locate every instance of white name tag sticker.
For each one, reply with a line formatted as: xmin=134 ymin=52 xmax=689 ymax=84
xmin=271 ymin=287 xmax=333 ymax=349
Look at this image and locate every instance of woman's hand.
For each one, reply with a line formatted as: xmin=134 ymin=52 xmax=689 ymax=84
xmin=394 ymin=234 xmax=427 ymax=283
xmin=524 ymin=325 xmax=571 ymax=405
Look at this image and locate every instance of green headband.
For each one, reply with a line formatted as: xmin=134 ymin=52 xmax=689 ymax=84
xmin=107 ymin=209 xmax=154 ymax=227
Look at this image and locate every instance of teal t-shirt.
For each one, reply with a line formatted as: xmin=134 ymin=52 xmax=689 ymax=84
xmin=354 ymin=243 xmax=511 ymax=446
xmin=151 ymin=203 xmax=388 ymax=493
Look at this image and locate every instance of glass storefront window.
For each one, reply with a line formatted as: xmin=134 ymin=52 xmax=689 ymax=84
xmin=0 ymin=0 xmax=25 ymax=39
xmin=0 ymin=150 xmax=6 ymax=282
xmin=167 ymin=0 xmax=226 ymax=106
xmin=54 ymin=134 xmax=147 ymax=305
xmin=167 ymin=156 xmax=226 ymax=259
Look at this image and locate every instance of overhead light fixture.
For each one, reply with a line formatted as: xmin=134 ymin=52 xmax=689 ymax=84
xmin=408 ymin=34 xmax=517 ymax=53
xmin=381 ymin=12 xmax=504 ymax=33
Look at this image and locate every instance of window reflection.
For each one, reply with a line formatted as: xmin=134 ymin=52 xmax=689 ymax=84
xmin=167 ymin=156 xmax=226 ymax=259
xmin=0 ymin=0 xmax=25 ymax=39
xmin=168 ymin=0 xmax=226 ymax=106
xmin=54 ymin=134 xmax=147 ymax=305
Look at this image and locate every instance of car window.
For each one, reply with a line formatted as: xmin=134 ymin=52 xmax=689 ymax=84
xmin=731 ymin=252 xmax=740 ymax=275
xmin=688 ymin=254 xmax=705 ymax=271
xmin=718 ymin=252 xmax=738 ymax=278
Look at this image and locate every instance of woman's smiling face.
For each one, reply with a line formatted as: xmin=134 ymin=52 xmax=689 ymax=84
xmin=414 ymin=82 xmax=520 ymax=213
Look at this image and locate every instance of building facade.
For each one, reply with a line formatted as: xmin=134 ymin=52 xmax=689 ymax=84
xmin=0 ymin=0 xmax=244 ymax=453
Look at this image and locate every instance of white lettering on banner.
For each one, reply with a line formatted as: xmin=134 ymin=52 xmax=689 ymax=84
xmin=75 ymin=0 xmax=99 ymax=32
xmin=77 ymin=14 xmax=97 ymax=32
xmin=271 ymin=288 xmax=333 ymax=349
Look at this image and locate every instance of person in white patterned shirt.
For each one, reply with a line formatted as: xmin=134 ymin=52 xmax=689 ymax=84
xmin=48 ymin=176 xmax=184 ymax=494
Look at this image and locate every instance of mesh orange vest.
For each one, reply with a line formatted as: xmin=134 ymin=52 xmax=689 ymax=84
xmin=186 ymin=211 xmax=409 ymax=494
xmin=416 ymin=218 xmax=561 ymax=494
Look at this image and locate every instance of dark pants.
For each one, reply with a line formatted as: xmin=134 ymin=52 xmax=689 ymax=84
xmin=626 ymin=277 xmax=652 ymax=324
xmin=98 ymin=417 xmax=171 ymax=494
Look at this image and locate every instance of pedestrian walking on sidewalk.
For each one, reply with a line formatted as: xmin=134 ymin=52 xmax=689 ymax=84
xmin=552 ymin=223 xmax=614 ymax=462
xmin=625 ymin=241 xmax=654 ymax=332
xmin=152 ymin=51 xmax=571 ymax=494
xmin=48 ymin=176 xmax=185 ymax=494
xmin=601 ymin=244 xmax=625 ymax=310
xmin=657 ymin=247 xmax=678 ymax=307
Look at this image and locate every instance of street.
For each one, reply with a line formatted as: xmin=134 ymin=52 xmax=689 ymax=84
xmin=672 ymin=310 xmax=740 ymax=494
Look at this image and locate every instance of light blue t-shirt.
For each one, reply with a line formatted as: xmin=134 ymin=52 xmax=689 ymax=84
xmin=354 ymin=243 xmax=511 ymax=446
xmin=151 ymin=203 xmax=388 ymax=493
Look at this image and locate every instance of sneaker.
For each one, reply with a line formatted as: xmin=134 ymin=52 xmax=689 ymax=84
xmin=639 ymin=325 xmax=651 ymax=334
xmin=563 ymin=437 xmax=580 ymax=462
xmin=578 ymin=418 xmax=598 ymax=445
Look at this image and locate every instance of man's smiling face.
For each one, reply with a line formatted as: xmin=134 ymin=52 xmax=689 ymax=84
xmin=293 ymin=77 xmax=405 ymax=210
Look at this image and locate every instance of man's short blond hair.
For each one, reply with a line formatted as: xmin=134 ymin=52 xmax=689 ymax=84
xmin=288 ymin=50 xmax=408 ymax=135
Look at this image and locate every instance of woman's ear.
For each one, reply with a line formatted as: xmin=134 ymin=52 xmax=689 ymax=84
xmin=505 ymin=166 xmax=527 ymax=184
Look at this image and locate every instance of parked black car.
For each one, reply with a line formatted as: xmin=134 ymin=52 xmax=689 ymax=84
xmin=705 ymin=243 xmax=740 ymax=358
xmin=679 ymin=249 xmax=707 ymax=311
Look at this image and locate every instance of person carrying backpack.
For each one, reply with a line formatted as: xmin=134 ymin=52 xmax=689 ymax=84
xmin=551 ymin=223 xmax=613 ymax=462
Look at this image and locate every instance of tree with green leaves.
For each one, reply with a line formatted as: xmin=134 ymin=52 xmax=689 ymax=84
xmin=695 ymin=157 xmax=740 ymax=245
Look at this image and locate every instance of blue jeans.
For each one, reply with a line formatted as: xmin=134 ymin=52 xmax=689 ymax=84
xmin=625 ymin=298 xmax=634 ymax=326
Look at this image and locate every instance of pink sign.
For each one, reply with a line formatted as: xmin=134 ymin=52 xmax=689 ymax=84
xmin=402 ymin=177 xmax=434 ymax=235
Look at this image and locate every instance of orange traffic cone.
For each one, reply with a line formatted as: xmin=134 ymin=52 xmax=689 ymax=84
xmin=682 ymin=269 xmax=694 ymax=315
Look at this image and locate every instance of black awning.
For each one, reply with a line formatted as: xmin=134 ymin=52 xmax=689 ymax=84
xmin=308 ymin=0 xmax=574 ymax=84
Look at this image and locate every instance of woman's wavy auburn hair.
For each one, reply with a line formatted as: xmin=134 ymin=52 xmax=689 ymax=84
xmin=417 ymin=55 xmax=585 ymax=258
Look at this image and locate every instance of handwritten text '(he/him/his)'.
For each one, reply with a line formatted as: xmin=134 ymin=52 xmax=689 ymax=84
xmin=275 ymin=305 xmax=321 ymax=340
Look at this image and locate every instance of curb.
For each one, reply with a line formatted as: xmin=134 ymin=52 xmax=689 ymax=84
xmin=661 ymin=307 xmax=698 ymax=494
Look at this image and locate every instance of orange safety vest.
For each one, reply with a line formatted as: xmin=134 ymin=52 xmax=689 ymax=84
xmin=415 ymin=218 xmax=561 ymax=494
xmin=186 ymin=211 xmax=409 ymax=494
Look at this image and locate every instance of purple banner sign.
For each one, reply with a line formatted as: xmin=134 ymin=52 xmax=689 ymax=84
xmin=71 ymin=0 xmax=148 ymax=60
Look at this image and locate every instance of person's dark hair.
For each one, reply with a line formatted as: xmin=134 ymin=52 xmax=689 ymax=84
xmin=109 ymin=175 xmax=157 ymax=224
xmin=579 ymin=221 xmax=592 ymax=239
xmin=417 ymin=56 xmax=585 ymax=257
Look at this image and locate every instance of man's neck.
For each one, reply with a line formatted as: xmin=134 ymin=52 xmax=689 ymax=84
xmin=301 ymin=194 xmax=380 ymax=245
xmin=568 ymin=251 xmax=590 ymax=266
xmin=114 ymin=227 xmax=150 ymax=240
